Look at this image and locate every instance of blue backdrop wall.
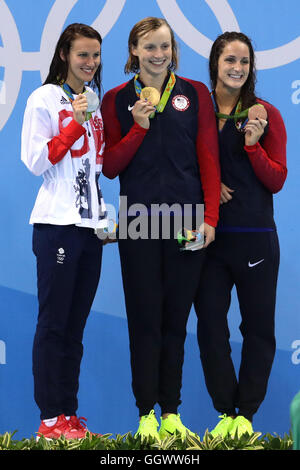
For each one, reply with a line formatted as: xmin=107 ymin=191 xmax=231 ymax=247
xmin=0 ymin=0 xmax=299 ymax=439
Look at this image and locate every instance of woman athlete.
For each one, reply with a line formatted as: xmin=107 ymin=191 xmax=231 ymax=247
xmin=194 ymin=31 xmax=287 ymax=439
xmin=101 ymin=17 xmax=220 ymax=440
xmin=21 ymin=23 xmax=106 ymax=440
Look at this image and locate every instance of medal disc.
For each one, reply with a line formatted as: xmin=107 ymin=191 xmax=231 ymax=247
xmin=84 ymin=90 xmax=100 ymax=112
xmin=140 ymin=87 xmax=160 ymax=106
xmin=248 ymin=104 xmax=267 ymax=121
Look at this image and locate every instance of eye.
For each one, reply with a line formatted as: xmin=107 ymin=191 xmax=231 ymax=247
xmin=225 ymin=57 xmax=235 ymax=63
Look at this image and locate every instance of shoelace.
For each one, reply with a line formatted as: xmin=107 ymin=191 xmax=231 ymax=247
xmin=52 ymin=415 xmax=74 ymax=433
xmin=69 ymin=416 xmax=88 ymax=431
xmin=140 ymin=410 xmax=158 ymax=428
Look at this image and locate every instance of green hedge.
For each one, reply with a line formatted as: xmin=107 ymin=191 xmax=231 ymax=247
xmin=0 ymin=430 xmax=293 ymax=451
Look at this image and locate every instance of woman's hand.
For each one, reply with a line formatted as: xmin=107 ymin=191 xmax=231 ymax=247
xmin=244 ymin=118 xmax=267 ymax=146
xmin=220 ymin=182 xmax=234 ymax=204
xmin=131 ymin=99 xmax=156 ymax=129
xmin=72 ymin=94 xmax=88 ymax=125
xmin=199 ymin=222 xmax=215 ymax=248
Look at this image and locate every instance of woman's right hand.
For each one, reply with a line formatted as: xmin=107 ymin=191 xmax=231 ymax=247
xmin=72 ymin=94 xmax=88 ymax=125
xmin=220 ymin=182 xmax=234 ymax=204
xmin=131 ymin=99 xmax=156 ymax=129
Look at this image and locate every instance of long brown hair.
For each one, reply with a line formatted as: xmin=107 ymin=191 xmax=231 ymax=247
xmin=43 ymin=23 xmax=102 ymax=97
xmin=209 ymin=31 xmax=257 ymax=110
xmin=124 ymin=17 xmax=178 ymax=74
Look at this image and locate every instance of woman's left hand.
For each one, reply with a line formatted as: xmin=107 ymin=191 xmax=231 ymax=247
xmin=244 ymin=118 xmax=267 ymax=146
xmin=199 ymin=223 xmax=215 ymax=248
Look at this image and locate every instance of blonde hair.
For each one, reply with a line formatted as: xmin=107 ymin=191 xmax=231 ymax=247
xmin=124 ymin=17 xmax=178 ymax=74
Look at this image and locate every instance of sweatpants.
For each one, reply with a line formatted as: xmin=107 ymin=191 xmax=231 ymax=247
xmin=32 ymin=223 xmax=103 ymax=420
xmin=194 ymin=231 xmax=279 ymax=421
xmin=118 ymin=216 xmax=206 ymax=416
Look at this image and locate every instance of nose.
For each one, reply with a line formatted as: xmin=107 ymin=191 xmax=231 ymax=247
xmin=154 ymin=48 xmax=164 ymax=58
xmin=233 ymin=65 xmax=243 ymax=74
xmin=86 ymin=56 xmax=95 ymax=66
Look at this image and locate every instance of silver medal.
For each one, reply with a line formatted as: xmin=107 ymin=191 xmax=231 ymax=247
xmin=84 ymin=90 xmax=99 ymax=113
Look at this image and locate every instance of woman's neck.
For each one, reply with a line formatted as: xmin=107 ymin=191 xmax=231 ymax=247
xmin=215 ymin=84 xmax=240 ymax=113
xmin=138 ymin=70 xmax=169 ymax=92
xmin=65 ymin=79 xmax=85 ymax=95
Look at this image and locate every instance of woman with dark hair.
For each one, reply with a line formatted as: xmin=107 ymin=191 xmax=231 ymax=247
xmin=21 ymin=23 xmax=107 ymax=439
xmin=101 ymin=17 xmax=220 ymax=440
xmin=43 ymin=23 xmax=102 ymax=96
xmin=194 ymin=32 xmax=287 ymax=438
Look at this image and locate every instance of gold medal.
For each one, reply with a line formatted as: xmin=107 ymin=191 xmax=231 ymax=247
xmin=140 ymin=87 xmax=160 ymax=106
xmin=248 ymin=104 xmax=267 ymax=121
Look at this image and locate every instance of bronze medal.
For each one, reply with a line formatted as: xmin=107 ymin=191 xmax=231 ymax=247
xmin=248 ymin=104 xmax=268 ymax=121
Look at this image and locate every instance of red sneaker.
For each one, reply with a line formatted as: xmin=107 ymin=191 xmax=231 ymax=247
xmin=69 ymin=416 xmax=101 ymax=437
xmin=36 ymin=414 xmax=86 ymax=441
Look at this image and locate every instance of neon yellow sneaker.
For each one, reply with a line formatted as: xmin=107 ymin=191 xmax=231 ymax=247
xmin=210 ymin=414 xmax=234 ymax=438
xmin=134 ymin=410 xmax=160 ymax=440
xmin=159 ymin=413 xmax=196 ymax=440
xmin=229 ymin=416 xmax=254 ymax=439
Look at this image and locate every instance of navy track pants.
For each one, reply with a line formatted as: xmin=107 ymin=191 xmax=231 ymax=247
xmin=194 ymin=231 xmax=280 ymax=421
xmin=32 ymin=224 xmax=102 ymax=420
xmin=118 ymin=217 xmax=206 ymax=416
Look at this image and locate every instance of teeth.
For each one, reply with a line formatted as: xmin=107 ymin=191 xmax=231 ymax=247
xmin=229 ymin=74 xmax=242 ymax=79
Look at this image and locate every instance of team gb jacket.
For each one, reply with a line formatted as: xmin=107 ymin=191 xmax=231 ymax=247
xmin=21 ymin=84 xmax=107 ymax=229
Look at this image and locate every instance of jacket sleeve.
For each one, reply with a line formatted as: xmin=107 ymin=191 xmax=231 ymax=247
xmin=101 ymin=86 xmax=148 ymax=179
xmin=244 ymin=101 xmax=287 ymax=193
xmin=188 ymin=80 xmax=221 ymax=227
xmin=21 ymin=91 xmax=85 ymax=176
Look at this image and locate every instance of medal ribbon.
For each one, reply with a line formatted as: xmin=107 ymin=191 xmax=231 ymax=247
xmin=134 ymin=72 xmax=176 ymax=118
xmin=61 ymin=83 xmax=92 ymax=121
xmin=210 ymin=91 xmax=249 ymax=130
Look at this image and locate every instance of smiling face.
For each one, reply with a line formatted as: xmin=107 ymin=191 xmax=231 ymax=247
xmin=131 ymin=25 xmax=172 ymax=82
xmin=63 ymin=35 xmax=101 ymax=93
xmin=216 ymin=40 xmax=250 ymax=94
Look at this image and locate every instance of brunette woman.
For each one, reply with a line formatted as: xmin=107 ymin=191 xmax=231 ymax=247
xmin=21 ymin=23 xmax=106 ymax=439
xmin=194 ymin=32 xmax=287 ymax=438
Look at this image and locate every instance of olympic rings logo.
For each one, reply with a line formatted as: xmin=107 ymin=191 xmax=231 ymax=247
xmin=156 ymin=0 xmax=300 ymax=70
xmin=1 ymin=0 xmax=300 ymax=131
xmin=0 ymin=0 xmax=126 ymax=130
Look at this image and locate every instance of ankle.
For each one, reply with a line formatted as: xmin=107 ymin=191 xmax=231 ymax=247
xmin=236 ymin=414 xmax=252 ymax=422
xmin=161 ymin=411 xmax=178 ymax=420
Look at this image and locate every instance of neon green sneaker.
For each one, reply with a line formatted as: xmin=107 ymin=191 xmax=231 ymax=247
xmin=210 ymin=414 xmax=234 ymax=438
xmin=134 ymin=410 xmax=160 ymax=440
xmin=229 ymin=416 xmax=254 ymax=439
xmin=159 ymin=413 xmax=196 ymax=440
